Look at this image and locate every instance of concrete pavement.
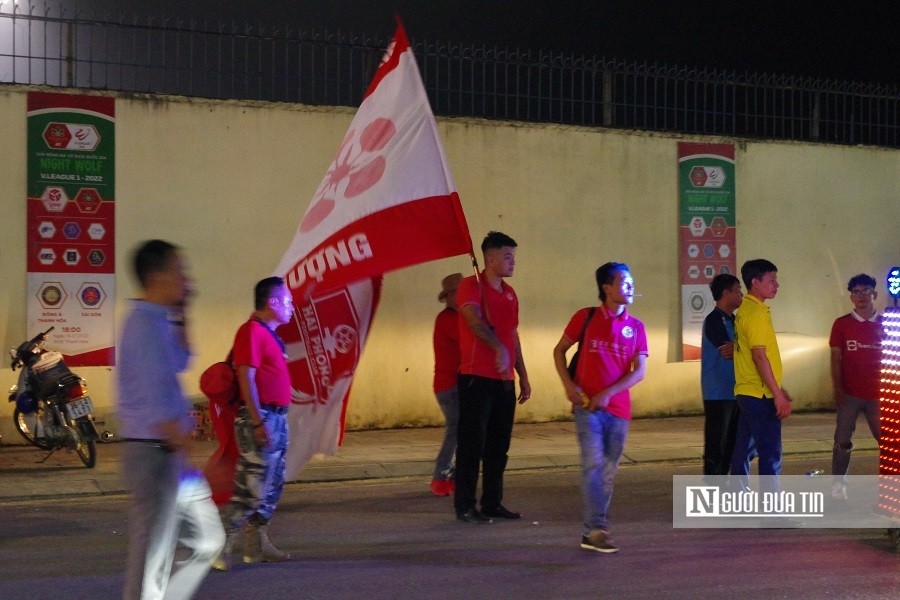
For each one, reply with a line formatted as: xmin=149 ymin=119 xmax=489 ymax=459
xmin=0 ymin=411 xmax=875 ymax=503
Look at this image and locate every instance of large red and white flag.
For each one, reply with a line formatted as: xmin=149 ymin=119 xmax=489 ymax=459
xmin=275 ymin=21 xmax=472 ymax=479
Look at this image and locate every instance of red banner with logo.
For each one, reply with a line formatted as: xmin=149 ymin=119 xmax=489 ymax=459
xmin=26 ymin=92 xmax=116 ymax=366
xmin=677 ymin=142 xmax=736 ymax=360
xmin=276 ymin=21 xmax=472 ymax=478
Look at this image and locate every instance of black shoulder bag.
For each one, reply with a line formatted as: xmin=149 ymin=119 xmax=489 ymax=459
xmin=566 ymin=307 xmax=596 ymax=380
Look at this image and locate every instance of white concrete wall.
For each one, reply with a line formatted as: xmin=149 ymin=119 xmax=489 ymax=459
xmin=1 ymin=87 xmax=897 ymax=439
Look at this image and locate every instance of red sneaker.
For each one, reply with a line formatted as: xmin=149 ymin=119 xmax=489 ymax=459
xmin=430 ymin=478 xmax=450 ymax=496
xmin=445 ymin=479 xmax=455 ymax=494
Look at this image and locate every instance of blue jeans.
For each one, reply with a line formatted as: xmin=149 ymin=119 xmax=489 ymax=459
xmin=434 ymin=386 xmax=459 ymax=480
xmin=832 ymin=394 xmax=879 ymax=481
xmin=574 ymin=407 xmax=629 ymax=534
xmin=730 ymin=395 xmax=781 ymax=493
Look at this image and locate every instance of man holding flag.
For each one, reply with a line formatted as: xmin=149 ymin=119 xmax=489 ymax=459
xmin=454 ymin=231 xmax=531 ymax=524
xmin=273 ymin=19 xmax=474 ymax=480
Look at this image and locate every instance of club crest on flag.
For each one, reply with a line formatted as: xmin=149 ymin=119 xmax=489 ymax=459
xmin=284 ymin=287 xmax=361 ymax=404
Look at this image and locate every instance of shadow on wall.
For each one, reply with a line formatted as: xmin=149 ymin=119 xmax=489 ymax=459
xmin=776 ymin=333 xmax=832 ymax=410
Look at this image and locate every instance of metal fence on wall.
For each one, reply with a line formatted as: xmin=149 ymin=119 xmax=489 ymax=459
xmin=2 ymin=7 xmax=898 ymax=148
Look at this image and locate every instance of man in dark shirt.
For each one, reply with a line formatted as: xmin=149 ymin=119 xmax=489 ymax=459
xmin=700 ymin=274 xmax=743 ymax=476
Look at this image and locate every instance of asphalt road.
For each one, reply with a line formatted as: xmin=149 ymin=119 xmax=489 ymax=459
xmin=0 ymin=454 xmax=896 ymax=600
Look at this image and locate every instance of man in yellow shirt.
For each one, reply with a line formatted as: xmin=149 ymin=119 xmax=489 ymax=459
xmin=729 ymin=259 xmax=791 ymax=480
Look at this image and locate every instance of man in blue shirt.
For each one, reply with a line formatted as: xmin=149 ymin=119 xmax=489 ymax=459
xmin=118 ymin=239 xmax=224 ymax=600
xmin=701 ymin=273 xmax=743 ymax=476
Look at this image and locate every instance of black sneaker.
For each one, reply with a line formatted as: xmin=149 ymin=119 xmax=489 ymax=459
xmin=456 ymin=508 xmax=492 ymax=524
xmin=481 ymin=505 xmax=522 ymax=520
xmin=580 ymin=529 xmax=618 ymax=553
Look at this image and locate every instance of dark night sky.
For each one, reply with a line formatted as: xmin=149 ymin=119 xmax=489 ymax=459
xmin=62 ymin=0 xmax=899 ymax=84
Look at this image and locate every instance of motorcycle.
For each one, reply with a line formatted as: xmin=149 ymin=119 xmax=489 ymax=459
xmin=7 ymin=326 xmax=99 ymax=467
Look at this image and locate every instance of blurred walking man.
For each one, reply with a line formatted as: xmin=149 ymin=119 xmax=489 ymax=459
xmin=118 ymin=239 xmax=224 ymax=600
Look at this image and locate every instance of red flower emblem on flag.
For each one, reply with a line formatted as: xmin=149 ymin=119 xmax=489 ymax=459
xmin=299 ymin=117 xmax=397 ymax=233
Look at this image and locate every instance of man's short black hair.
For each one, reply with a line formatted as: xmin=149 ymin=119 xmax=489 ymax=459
xmin=595 ymin=262 xmax=630 ymax=302
xmin=254 ymin=276 xmax=286 ymax=310
xmin=710 ymin=273 xmax=741 ymax=301
xmin=740 ymin=259 xmax=777 ymax=291
xmin=481 ymin=231 xmax=517 ymax=253
xmin=847 ymin=273 xmax=876 ymax=291
xmin=133 ymin=239 xmax=179 ymax=288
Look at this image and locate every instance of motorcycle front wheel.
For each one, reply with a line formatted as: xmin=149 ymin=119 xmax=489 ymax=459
xmin=13 ymin=407 xmax=52 ymax=450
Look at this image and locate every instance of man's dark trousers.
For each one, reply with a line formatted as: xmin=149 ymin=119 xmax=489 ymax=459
xmin=703 ymin=399 xmax=740 ymax=476
xmin=454 ymin=374 xmax=516 ymax=515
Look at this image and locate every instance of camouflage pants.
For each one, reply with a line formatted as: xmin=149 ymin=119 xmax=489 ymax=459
xmin=221 ymin=406 xmax=288 ymax=532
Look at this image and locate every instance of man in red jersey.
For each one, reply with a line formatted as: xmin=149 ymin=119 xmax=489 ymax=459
xmin=453 ymin=231 xmax=531 ymax=524
xmin=430 ymin=272 xmax=462 ymax=497
xmin=829 ymin=273 xmax=883 ymax=499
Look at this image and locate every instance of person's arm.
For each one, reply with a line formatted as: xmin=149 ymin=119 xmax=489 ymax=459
xmin=143 ymin=314 xmax=192 ymax=451
xmin=169 ymin=305 xmax=192 ymax=371
xmin=588 ymin=354 xmax=647 ymax=412
xmin=830 ymin=347 xmax=844 ymax=406
xmin=717 ymin=341 xmax=734 ymax=359
xmin=704 ymin=313 xmax=733 ymax=359
xmin=750 ymin=347 xmax=791 ymax=419
xmin=458 ymin=303 xmax=509 ymax=374
xmin=513 ymin=329 xmax=530 ymax=404
xmin=238 ymin=365 xmax=271 ymax=449
xmin=552 ymin=334 xmax=583 ymax=406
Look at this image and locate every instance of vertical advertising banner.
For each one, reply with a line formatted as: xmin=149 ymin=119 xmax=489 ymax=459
xmin=26 ymin=92 xmax=115 ymax=366
xmin=678 ymin=142 xmax=736 ymax=360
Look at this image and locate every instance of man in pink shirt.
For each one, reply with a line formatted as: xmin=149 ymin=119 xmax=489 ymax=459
xmin=829 ymin=273 xmax=883 ymax=499
xmin=552 ymin=262 xmax=647 ymax=553
xmin=214 ymin=277 xmax=294 ymax=570
xmin=454 ymin=231 xmax=531 ymax=524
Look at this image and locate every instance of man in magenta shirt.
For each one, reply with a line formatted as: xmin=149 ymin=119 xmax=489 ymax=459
xmin=829 ymin=273 xmax=883 ymax=499
xmin=454 ymin=231 xmax=531 ymax=524
xmin=214 ymin=277 xmax=294 ymax=570
xmin=552 ymin=262 xmax=647 ymax=553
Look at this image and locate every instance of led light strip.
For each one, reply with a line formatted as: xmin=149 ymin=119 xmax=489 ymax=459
xmin=879 ymin=307 xmax=900 ymax=515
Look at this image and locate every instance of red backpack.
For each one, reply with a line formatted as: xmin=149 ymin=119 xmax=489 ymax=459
xmin=199 ymin=352 xmax=239 ymax=407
